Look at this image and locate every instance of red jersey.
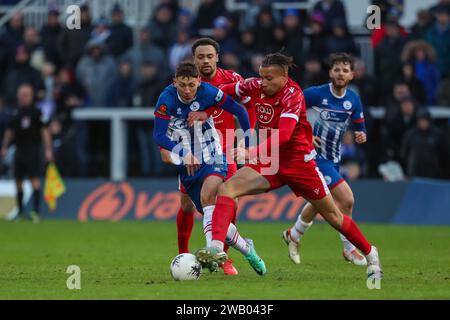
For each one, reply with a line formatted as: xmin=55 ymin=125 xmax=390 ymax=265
xmin=236 ymin=77 xmax=315 ymax=164
xmin=202 ymin=68 xmax=254 ymax=151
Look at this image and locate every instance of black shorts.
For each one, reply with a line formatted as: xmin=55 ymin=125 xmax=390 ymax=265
xmin=14 ymin=146 xmax=42 ymax=180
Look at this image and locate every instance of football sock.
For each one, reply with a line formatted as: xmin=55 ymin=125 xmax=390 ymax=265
xmin=17 ymin=190 xmax=24 ymax=214
xmin=32 ymin=189 xmax=40 ymax=213
xmin=203 ymin=205 xmax=215 ymax=247
xmin=339 ymin=233 xmax=356 ymax=252
xmin=176 ymin=207 xmax=194 ymax=254
xmin=223 ymin=208 xmax=237 ymax=254
xmin=290 ymin=215 xmax=313 ymax=242
xmin=339 ymin=215 xmax=371 ymax=255
xmin=225 ymin=222 xmax=250 ymax=256
xmin=211 ymin=196 xmax=236 ymax=251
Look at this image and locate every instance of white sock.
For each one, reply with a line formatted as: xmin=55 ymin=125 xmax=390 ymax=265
xmin=202 ymin=205 xmax=214 ymax=247
xmin=225 ymin=223 xmax=251 ymax=256
xmin=211 ymin=240 xmax=224 ymax=252
xmin=290 ymin=214 xmax=313 ymax=242
xmin=365 ymin=246 xmax=379 ymax=265
xmin=339 ymin=233 xmax=356 ymax=252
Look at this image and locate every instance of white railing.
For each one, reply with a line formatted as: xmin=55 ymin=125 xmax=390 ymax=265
xmin=72 ymin=106 xmax=450 ymax=181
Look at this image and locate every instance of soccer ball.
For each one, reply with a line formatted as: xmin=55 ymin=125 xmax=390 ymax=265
xmin=170 ymin=253 xmax=202 ymax=281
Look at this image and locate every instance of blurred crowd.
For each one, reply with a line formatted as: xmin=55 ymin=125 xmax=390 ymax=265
xmin=0 ymin=0 xmax=449 ymax=180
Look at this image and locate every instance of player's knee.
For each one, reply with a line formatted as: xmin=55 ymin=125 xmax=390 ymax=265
xmin=217 ymin=181 xmax=236 ymax=198
xmin=339 ymin=195 xmax=354 ymax=215
xmin=322 ymin=208 xmax=342 ymax=229
xmin=200 ymin=189 xmax=217 ymax=207
xmin=181 ymin=196 xmax=195 ymax=213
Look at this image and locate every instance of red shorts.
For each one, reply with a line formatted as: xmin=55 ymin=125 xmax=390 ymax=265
xmin=245 ymin=160 xmax=330 ymax=200
xmin=179 ymin=163 xmax=238 ymax=194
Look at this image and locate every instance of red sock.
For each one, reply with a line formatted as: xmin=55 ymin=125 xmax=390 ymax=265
xmin=223 ymin=210 xmax=237 ymax=254
xmin=176 ymin=208 xmax=194 ymax=254
xmin=339 ymin=215 xmax=371 ymax=255
xmin=212 ymin=196 xmax=236 ymax=244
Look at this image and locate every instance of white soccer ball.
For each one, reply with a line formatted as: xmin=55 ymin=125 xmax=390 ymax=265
xmin=170 ymin=253 xmax=202 ymax=281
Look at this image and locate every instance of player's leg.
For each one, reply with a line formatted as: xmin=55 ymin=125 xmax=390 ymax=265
xmin=308 ymin=194 xmax=382 ymax=278
xmin=330 ymin=181 xmax=367 ymax=265
xmin=14 ymin=178 xmax=24 ymax=221
xmin=220 ymin=163 xmax=239 ymax=275
xmin=13 ymin=151 xmax=25 ymax=220
xmin=282 ymin=202 xmax=314 ymax=264
xmin=176 ymin=191 xmax=195 ymax=254
xmin=196 ymin=166 xmax=274 ymax=275
xmin=30 ymin=176 xmax=41 ymax=223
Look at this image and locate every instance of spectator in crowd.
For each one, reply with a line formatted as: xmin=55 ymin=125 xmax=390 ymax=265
xmin=241 ymin=0 xmax=271 ymax=30
xmin=437 ymin=76 xmax=450 ymax=106
xmin=2 ymin=45 xmax=44 ymax=107
xmin=401 ymin=109 xmax=448 ymax=179
xmin=425 ymin=5 xmax=450 ymax=78
xmin=168 ymin=30 xmax=192 ymax=72
xmin=38 ymin=62 xmax=57 ymax=121
xmin=107 ymin=58 xmax=135 ymax=107
xmin=325 ymin=18 xmax=359 ymax=57
xmin=57 ymin=4 xmax=93 ymax=68
xmin=299 ymin=55 xmax=328 ymax=88
xmin=267 ymin=24 xmax=287 ymax=54
xmin=410 ymin=9 xmax=432 ymax=40
xmin=192 ymin=0 xmax=227 ymax=30
xmin=375 ymin=19 xmax=408 ymax=94
xmin=90 ymin=16 xmax=111 ymax=44
xmin=429 ymin=0 xmax=450 ymax=19
xmin=252 ymin=6 xmax=276 ymax=54
xmin=211 ymin=16 xmax=237 ymax=55
xmin=385 ymin=81 xmax=411 ymax=119
xmin=349 ymin=58 xmax=379 ymax=106
xmin=76 ymin=39 xmax=117 ymax=107
xmin=23 ymin=27 xmax=45 ymax=71
xmin=308 ymin=12 xmax=328 ymax=64
xmin=341 ymin=130 xmax=367 ymax=180
xmin=312 ymin=0 xmax=347 ymax=35
xmin=134 ymin=62 xmax=166 ymax=176
xmin=0 ymin=12 xmax=24 ymax=85
xmin=177 ymin=8 xmax=195 ymax=35
xmin=148 ymin=4 xmax=180 ymax=51
xmin=39 ymin=7 xmax=62 ymax=68
xmin=124 ymin=28 xmax=169 ymax=82
xmin=282 ymin=9 xmax=304 ymax=68
xmin=236 ymin=29 xmax=258 ymax=76
xmin=399 ymin=63 xmax=426 ymax=106
xmin=401 ymin=40 xmax=440 ymax=105
xmin=53 ymin=68 xmax=87 ymax=176
xmin=107 ymin=4 xmax=133 ymax=58
xmin=0 ymin=12 xmax=25 ymax=63
xmin=371 ymin=10 xmax=408 ymax=48
xmin=221 ymin=51 xmax=241 ymax=72
xmin=385 ymin=96 xmax=418 ymax=162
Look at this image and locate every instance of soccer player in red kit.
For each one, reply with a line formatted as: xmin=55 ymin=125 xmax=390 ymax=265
xmin=194 ymin=53 xmax=383 ymax=280
xmin=161 ymin=38 xmax=255 ymax=275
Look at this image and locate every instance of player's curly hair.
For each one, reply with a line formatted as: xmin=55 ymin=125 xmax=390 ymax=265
xmin=261 ymin=52 xmax=296 ymax=71
xmin=175 ymin=61 xmax=200 ymax=78
xmin=191 ymin=38 xmax=220 ymax=55
xmin=328 ymin=52 xmax=355 ymax=70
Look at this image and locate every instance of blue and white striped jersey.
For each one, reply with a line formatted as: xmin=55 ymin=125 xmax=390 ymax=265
xmin=305 ymin=83 xmax=366 ymax=163
xmin=155 ymin=83 xmax=226 ymax=165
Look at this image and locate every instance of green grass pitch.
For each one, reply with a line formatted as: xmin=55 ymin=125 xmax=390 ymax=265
xmin=1 ymin=220 xmax=449 ymax=299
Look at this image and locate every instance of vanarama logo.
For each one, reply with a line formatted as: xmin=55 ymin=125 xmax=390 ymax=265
xmin=77 ymin=182 xmax=305 ymax=221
